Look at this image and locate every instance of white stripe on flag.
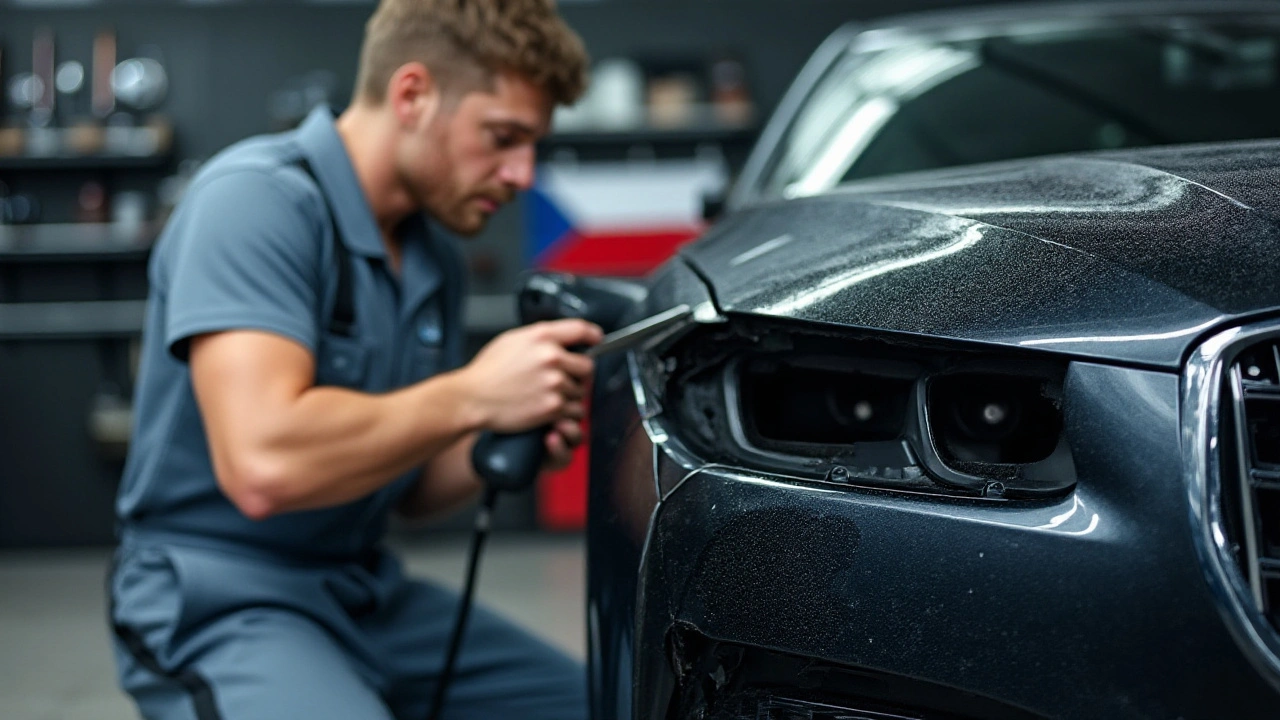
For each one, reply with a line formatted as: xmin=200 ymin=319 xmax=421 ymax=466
xmin=537 ymin=158 xmax=728 ymax=230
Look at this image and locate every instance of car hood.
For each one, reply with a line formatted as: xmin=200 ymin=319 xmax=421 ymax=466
xmin=681 ymin=140 xmax=1280 ymax=368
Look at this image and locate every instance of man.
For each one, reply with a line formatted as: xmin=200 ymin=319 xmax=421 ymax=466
xmin=108 ymin=1 xmax=598 ymax=718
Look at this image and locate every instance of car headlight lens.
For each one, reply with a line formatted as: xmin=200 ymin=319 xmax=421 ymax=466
xmin=930 ymin=373 xmax=1063 ymax=465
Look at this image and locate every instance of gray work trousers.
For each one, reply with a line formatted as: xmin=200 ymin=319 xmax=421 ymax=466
xmin=108 ymin=538 xmax=586 ymax=720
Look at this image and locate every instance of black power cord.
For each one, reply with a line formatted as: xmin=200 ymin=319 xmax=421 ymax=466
xmin=426 ymin=486 xmax=499 ymax=720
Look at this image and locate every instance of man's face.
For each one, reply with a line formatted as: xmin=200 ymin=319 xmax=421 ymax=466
xmin=396 ymin=71 xmax=552 ymax=236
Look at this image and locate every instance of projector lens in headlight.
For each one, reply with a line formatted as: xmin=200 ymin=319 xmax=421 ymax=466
xmin=740 ymin=360 xmax=913 ymax=445
xmin=929 ymin=373 xmax=1062 ymax=465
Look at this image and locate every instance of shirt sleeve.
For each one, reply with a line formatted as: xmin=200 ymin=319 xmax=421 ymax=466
xmin=160 ymin=168 xmax=325 ymax=362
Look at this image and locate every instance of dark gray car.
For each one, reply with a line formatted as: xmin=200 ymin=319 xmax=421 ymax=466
xmin=585 ymin=3 xmax=1280 ymax=718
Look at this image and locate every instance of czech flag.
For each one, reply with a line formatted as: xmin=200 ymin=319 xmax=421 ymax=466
xmin=526 ymin=158 xmax=728 ymax=277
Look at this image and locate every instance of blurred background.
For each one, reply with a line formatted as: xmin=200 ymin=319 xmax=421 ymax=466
xmin=0 ymin=0 xmax=1162 ymax=717
xmin=0 ymin=0 xmax=971 ymax=548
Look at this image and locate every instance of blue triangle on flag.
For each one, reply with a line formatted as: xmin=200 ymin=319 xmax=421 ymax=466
xmin=525 ymin=186 xmax=575 ymax=263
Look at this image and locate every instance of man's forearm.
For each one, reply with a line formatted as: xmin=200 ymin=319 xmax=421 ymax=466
xmin=208 ymin=369 xmax=482 ymax=518
xmin=192 ymin=320 xmax=599 ymax=521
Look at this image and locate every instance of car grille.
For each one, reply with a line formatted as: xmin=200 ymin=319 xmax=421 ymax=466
xmin=1186 ymin=322 xmax=1280 ymax=689
xmin=1225 ymin=338 xmax=1280 ymax=629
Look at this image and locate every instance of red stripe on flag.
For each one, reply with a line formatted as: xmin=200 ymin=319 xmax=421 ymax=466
xmin=537 ymin=227 xmax=702 ymax=276
xmin=538 ymin=442 xmax=589 ymax=531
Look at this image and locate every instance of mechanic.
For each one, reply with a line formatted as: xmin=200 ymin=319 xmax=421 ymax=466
xmin=107 ymin=1 xmax=599 ymax=718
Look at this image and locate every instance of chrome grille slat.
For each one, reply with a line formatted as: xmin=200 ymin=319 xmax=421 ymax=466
xmin=1230 ymin=363 xmax=1267 ymax=609
xmin=1227 ymin=339 xmax=1280 ymax=625
xmin=1253 ymin=469 xmax=1280 ymax=487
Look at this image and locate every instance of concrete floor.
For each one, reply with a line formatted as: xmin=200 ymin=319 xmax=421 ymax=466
xmin=0 ymin=532 xmax=587 ymax=720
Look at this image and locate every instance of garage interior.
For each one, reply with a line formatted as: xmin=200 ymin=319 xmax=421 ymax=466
xmin=4 ymin=0 xmax=1274 ymax=718
xmin=0 ymin=1 xmax=917 ymax=716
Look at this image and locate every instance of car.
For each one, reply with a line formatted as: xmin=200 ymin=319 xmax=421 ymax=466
xmin=582 ymin=2 xmax=1280 ymax=719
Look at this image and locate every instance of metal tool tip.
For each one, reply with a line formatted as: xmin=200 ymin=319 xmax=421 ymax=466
xmin=693 ymin=301 xmax=724 ymax=323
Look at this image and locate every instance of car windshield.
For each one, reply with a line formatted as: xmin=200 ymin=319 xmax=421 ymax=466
xmin=763 ymin=17 xmax=1280 ymax=199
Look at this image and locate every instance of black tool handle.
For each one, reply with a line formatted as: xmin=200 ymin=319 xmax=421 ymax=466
xmin=470 ymin=272 xmax=644 ymax=494
xmin=470 ymin=426 xmax=548 ymax=492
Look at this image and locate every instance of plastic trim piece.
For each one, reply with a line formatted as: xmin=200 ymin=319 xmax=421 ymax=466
xmin=1184 ymin=320 xmax=1280 ymax=693
xmin=627 ymin=351 xmax=703 ymax=477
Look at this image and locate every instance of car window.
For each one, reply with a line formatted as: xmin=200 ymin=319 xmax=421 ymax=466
xmin=758 ymin=19 xmax=1280 ymax=199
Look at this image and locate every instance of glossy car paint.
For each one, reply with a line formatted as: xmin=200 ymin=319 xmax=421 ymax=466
xmin=587 ymin=150 xmax=1280 ymax=720
xmin=687 ymin=143 xmax=1280 ymax=369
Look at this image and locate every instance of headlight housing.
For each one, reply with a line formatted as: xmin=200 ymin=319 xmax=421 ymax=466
xmin=633 ymin=313 xmax=1077 ymax=500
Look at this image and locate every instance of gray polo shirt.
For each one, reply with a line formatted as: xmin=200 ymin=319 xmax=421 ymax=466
xmin=116 ymin=107 xmax=468 ymax=559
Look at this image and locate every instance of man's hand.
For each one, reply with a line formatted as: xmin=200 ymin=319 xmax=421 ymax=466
xmin=543 ymin=416 xmax=584 ymax=472
xmin=455 ymin=318 xmax=602 ymax=433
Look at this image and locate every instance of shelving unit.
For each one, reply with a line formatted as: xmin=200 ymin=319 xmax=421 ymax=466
xmin=543 ymin=124 xmax=757 ymax=147
xmin=0 ymin=151 xmax=173 ymax=172
xmin=538 ymin=122 xmax=759 ymax=166
xmin=0 ymin=138 xmax=171 ymax=546
xmin=0 ymin=222 xmax=156 ymax=262
xmin=0 ymin=300 xmax=148 ymax=340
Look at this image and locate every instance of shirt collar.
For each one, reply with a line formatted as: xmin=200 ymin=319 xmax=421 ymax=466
xmin=295 ymin=105 xmax=387 ymax=259
xmin=296 ymin=105 xmax=445 ymax=311
xmin=398 ymin=214 xmax=444 ymax=316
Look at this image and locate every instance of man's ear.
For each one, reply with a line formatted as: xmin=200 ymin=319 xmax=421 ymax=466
xmin=386 ymin=61 xmax=441 ymax=129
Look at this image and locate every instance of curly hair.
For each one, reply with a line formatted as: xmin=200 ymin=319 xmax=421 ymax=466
xmin=354 ymin=0 xmax=589 ymax=107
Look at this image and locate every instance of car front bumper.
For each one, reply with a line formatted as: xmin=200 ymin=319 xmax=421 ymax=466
xmin=589 ymin=356 xmax=1280 ymax=719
